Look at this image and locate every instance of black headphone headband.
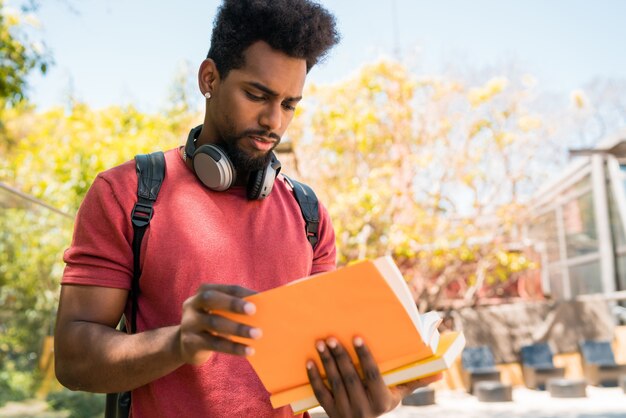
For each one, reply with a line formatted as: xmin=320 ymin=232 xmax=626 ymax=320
xmin=185 ymin=124 xmax=204 ymax=159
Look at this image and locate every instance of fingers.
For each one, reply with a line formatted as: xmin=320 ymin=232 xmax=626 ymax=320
xmin=197 ymin=310 xmax=262 ymax=340
xmin=189 ymin=284 xmax=257 ymax=315
xmin=205 ymin=334 xmax=252 ymax=357
xmin=179 ymin=284 xmax=260 ymax=364
xmin=186 ymin=284 xmax=261 ymax=339
xmin=353 ymin=337 xmax=394 ymax=415
xmin=326 ymin=338 xmax=371 ymax=412
xmin=179 ymin=308 xmax=260 ymax=363
xmin=306 ymin=358 xmax=337 ymax=416
xmin=196 ymin=283 xmax=257 ymax=298
xmin=179 ymin=325 xmax=253 ymax=365
xmin=308 ymin=338 xmax=393 ymax=418
xmin=313 ymin=339 xmax=352 ymax=416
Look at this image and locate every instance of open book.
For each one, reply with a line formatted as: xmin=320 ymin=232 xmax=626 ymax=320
xmin=219 ymin=256 xmax=465 ymax=414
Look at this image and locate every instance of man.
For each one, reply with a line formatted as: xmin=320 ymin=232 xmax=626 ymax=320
xmin=54 ymin=1 xmax=439 ymax=417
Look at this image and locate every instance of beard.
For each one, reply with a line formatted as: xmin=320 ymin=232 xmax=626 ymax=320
xmin=219 ymin=128 xmax=281 ymax=173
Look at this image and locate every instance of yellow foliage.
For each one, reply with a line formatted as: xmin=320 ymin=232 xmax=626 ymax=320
xmin=469 ymin=119 xmax=491 ymax=138
xmin=288 ymin=59 xmax=542 ymax=308
xmin=2 ymin=6 xmax=19 ymax=26
xmin=570 ymin=89 xmax=588 ymax=109
xmin=468 ymin=77 xmax=509 ymax=107
xmin=486 ymin=77 xmax=508 ymax=95
xmin=2 ymin=102 xmax=195 ymax=213
xmin=517 ymin=114 xmax=542 ymax=132
xmin=0 ymin=56 xmax=544 ymax=313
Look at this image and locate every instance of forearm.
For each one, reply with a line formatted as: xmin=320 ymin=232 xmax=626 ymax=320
xmin=55 ymin=322 xmax=184 ymax=393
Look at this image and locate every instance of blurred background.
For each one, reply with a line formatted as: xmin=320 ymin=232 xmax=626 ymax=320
xmin=1 ymin=1 xmax=625 ymax=416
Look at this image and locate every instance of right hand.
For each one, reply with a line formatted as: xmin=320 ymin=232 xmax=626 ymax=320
xmin=178 ymin=284 xmax=261 ymax=365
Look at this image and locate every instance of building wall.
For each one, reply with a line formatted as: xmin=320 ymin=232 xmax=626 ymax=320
xmin=527 ymin=152 xmax=626 ymax=300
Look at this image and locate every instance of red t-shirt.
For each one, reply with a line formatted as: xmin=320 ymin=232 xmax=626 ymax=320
xmin=62 ymin=148 xmax=337 ymax=417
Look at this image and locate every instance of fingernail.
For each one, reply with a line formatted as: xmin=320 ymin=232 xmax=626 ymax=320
xmin=353 ymin=336 xmax=364 ymax=347
xmin=327 ymin=338 xmax=338 ymax=349
xmin=249 ymin=328 xmax=262 ymax=339
xmin=243 ymin=302 xmax=256 ymax=315
xmin=245 ymin=346 xmax=255 ymax=356
xmin=316 ymin=341 xmax=325 ymax=352
xmin=306 ymin=360 xmax=314 ymax=370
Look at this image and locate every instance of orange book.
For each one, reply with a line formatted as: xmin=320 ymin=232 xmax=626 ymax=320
xmin=219 ymin=256 xmax=465 ymax=413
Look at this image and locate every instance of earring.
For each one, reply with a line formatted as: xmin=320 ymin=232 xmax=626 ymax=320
xmin=204 ymin=91 xmax=212 ymax=99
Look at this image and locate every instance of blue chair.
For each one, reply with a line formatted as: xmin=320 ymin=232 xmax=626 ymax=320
xmin=579 ymin=340 xmax=626 ymax=386
xmin=461 ymin=346 xmax=502 ymax=393
xmin=520 ymin=343 xmax=565 ymax=390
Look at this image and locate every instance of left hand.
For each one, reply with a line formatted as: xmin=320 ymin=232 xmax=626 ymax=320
xmin=306 ymin=337 xmax=442 ymax=418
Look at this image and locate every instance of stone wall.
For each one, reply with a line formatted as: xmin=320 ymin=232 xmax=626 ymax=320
xmin=451 ymin=300 xmax=615 ymax=363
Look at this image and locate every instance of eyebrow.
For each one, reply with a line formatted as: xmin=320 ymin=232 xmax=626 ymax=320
xmin=246 ymin=81 xmax=302 ymax=102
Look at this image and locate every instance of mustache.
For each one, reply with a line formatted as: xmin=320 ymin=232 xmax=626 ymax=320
xmin=241 ymin=129 xmax=281 ymax=142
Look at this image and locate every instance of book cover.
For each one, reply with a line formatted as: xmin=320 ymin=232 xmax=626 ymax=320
xmin=218 ymin=256 xmax=464 ymax=411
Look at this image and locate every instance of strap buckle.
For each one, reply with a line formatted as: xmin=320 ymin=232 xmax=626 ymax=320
xmin=306 ymin=220 xmax=319 ymax=247
xmin=131 ymin=202 xmax=154 ymax=228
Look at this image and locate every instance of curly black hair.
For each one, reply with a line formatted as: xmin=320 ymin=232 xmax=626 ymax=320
xmin=207 ymin=0 xmax=340 ymax=77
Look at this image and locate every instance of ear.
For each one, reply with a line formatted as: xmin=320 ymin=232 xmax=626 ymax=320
xmin=198 ymin=58 xmax=219 ymax=95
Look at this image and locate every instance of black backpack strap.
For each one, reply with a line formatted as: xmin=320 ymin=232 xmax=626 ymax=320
xmin=129 ymin=151 xmax=165 ymax=334
xmin=107 ymin=152 xmax=165 ymax=418
xmin=283 ymin=175 xmax=319 ymax=249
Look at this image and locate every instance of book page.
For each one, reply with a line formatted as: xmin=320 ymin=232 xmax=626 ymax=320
xmin=373 ymin=257 xmax=442 ymax=351
xmin=419 ymin=311 xmax=442 ymax=351
xmin=373 ymin=256 xmax=423 ymax=337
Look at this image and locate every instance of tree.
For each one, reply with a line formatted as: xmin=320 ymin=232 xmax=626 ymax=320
xmin=0 ymin=5 xmax=203 ymax=401
xmin=289 ymin=60 xmax=546 ymax=310
xmin=4 ymin=102 xmax=188 ymax=212
xmin=0 ymin=101 xmax=188 ymax=402
xmin=0 ymin=0 xmax=50 ymax=108
xmin=568 ymin=78 xmax=626 ymax=147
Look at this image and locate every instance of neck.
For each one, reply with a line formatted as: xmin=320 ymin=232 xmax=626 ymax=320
xmin=196 ymin=117 xmax=217 ymax=148
xmin=234 ymin=173 xmax=250 ymax=188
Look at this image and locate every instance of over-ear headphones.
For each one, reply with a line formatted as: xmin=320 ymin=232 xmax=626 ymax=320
xmin=184 ymin=125 xmax=281 ymax=200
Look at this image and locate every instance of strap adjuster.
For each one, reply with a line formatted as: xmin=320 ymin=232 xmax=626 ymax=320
xmin=131 ymin=202 xmax=154 ymax=228
xmin=305 ymin=220 xmax=319 ymax=247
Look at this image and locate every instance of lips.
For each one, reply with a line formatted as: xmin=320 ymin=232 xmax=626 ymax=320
xmin=248 ymin=135 xmax=275 ymax=151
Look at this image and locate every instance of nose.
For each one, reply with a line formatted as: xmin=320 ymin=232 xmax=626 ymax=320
xmin=259 ymin=102 xmax=282 ymax=132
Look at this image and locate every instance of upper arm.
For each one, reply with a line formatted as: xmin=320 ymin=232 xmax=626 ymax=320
xmin=54 ymin=284 xmax=131 ymax=389
xmin=55 ymin=284 xmax=129 ymax=332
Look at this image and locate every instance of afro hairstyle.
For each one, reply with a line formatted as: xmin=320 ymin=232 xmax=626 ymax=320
xmin=207 ymin=0 xmax=340 ymax=77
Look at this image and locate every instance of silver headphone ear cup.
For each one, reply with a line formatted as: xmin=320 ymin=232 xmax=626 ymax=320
xmin=193 ymin=145 xmax=235 ymax=191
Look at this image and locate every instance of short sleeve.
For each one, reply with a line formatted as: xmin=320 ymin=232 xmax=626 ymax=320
xmin=62 ymin=174 xmax=134 ymax=289
xmin=310 ymin=200 xmax=336 ymax=275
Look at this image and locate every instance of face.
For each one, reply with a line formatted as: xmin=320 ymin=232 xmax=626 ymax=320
xmin=200 ymin=41 xmax=307 ymax=173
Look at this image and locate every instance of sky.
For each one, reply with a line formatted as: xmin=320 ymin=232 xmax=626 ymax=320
xmin=9 ymin=0 xmax=626 ymax=113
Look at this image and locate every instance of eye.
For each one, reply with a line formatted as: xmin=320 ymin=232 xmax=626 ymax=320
xmin=282 ymin=102 xmax=296 ymax=112
xmin=245 ymin=91 xmax=265 ymax=102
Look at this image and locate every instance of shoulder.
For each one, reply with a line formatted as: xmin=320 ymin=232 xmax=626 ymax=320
xmin=95 ymin=148 xmax=181 ymax=198
xmin=274 ymin=174 xmax=334 ymax=220
xmin=275 ymin=174 xmax=331 ymax=214
xmin=274 ymin=174 xmax=336 ymax=263
xmin=86 ymin=149 xmax=178 ymax=212
xmin=275 ymin=174 xmax=316 ymax=199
